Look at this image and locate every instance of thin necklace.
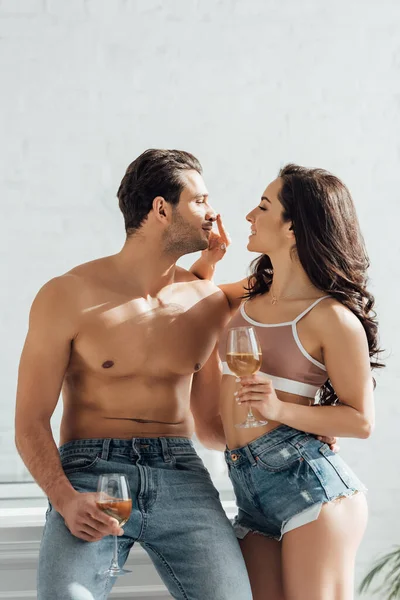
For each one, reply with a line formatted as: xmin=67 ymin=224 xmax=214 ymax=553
xmin=270 ymin=282 xmax=314 ymax=305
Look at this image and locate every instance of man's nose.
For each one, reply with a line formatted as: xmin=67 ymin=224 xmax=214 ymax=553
xmin=206 ymin=206 xmax=217 ymax=222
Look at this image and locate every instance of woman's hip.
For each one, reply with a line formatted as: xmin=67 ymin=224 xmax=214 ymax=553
xmin=224 ymin=425 xmax=367 ymax=540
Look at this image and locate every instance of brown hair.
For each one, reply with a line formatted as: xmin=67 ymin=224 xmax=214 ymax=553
xmin=117 ymin=149 xmax=202 ymax=235
xmin=245 ymin=163 xmax=383 ymax=405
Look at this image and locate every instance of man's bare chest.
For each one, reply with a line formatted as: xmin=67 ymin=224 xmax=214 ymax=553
xmin=71 ymin=290 xmax=227 ymax=377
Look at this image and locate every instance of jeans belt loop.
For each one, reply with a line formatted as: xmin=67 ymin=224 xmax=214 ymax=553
xmin=131 ymin=438 xmax=140 ymax=459
xmin=243 ymin=445 xmax=257 ymax=466
xmin=101 ymin=439 xmax=111 ymax=461
xmin=160 ymin=437 xmax=173 ymax=463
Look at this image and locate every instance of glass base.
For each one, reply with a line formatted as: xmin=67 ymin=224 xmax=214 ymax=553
xmin=100 ymin=567 xmax=132 ymax=577
xmin=236 ymin=418 xmax=268 ymax=429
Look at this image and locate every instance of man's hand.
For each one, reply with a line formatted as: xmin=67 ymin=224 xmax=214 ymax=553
xmin=59 ymin=492 xmax=124 ymax=542
xmin=316 ymin=435 xmax=340 ymax=453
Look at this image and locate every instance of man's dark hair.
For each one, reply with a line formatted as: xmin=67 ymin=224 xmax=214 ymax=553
xmin=117 ymin=149 xmax=202 ymax=235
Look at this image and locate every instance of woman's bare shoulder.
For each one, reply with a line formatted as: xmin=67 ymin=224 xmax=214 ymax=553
xmin=311 ymin=296 xmax=366 ymax=340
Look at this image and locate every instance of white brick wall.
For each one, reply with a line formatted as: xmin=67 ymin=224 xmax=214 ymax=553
xmin=1 ymin=1 xmax=399 ymax=597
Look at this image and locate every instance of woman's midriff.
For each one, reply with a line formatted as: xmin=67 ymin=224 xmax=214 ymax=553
xmin=220 ymin=375 xmax=312 ymax=450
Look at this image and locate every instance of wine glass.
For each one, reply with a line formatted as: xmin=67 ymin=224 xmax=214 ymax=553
xmin=97 ymin=473 xmax=132 ymax=577
xmin=226 ymin=326 xmax=268 ymax=428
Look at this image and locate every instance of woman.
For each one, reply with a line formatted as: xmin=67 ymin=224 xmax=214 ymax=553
xmin=192 ymin=164 xmax=382 ymax=600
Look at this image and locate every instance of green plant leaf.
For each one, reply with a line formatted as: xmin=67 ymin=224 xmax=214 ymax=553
xmin=359 ymin=547 xmax=400 ymax=598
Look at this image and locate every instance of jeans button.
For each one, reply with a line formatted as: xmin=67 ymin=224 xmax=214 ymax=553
xmin=231 ymin=453 xmax=239 ymax=462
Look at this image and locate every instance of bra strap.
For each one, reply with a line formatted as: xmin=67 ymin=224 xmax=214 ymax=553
xmin=293 ymin=296 xmax=331 ymax=324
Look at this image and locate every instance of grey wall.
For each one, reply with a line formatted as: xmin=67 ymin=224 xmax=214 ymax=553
xmin=1 ymin=1 xmax=399 ymax=597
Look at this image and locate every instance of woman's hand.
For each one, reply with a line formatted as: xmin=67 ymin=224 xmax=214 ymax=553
xmin=202 ymin=214 xmax=231 ymax=264
xmin=236 ymin=374 xmax=283 ymax=422
xmin=190 ymin=215 xmax=231 ymax=281
xmin=317 ymin=436 xmax=340 ymax=453
xmin=236 ymin=374 xmax=340 ymax=452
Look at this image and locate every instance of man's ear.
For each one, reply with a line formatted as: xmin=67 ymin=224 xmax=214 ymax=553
xmin=152 ymin=196 xmax=171 ymax=223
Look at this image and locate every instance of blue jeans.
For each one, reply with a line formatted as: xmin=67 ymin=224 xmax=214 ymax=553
xmin=38 ymin=437 xmax=252 ymax=600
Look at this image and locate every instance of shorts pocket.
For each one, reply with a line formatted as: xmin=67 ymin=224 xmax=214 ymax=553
xmin=318 ymin=444 xmax=358 ymax=488
xmin=60 ymin=452 xmax=100 ymax=474
xmin=256 ymin=441 xmax=302 ymax=472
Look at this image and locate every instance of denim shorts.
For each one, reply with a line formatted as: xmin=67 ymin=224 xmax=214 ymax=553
xmin=225 ymin=425 xmax=367 ymax=541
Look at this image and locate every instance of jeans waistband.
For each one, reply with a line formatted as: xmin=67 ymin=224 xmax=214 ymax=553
xmin=225 ymin=425 xmax=306 ymax=466
xmin=59 ymin=437 xmax=195 ymax=462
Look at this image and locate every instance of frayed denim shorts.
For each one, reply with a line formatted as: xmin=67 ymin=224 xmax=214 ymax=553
xmin=225 ymin=425 xmax=367 ymax=541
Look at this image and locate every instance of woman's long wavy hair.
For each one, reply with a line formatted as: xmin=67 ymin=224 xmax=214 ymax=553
xmin=245 ymin=164 xmax=384 ymax=405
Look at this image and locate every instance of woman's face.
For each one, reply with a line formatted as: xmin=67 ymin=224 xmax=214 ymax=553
xmin=246 ymin=177 xmax=293 ymax=255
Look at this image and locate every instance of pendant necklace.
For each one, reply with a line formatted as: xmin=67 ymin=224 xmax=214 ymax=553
xmin=270 ymin=283 xmax=314 ymax=305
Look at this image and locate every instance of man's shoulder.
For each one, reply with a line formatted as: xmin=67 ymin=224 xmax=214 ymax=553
xmin=175 ymin=268 xmax=229 ymax=314
xmin=33 ymin=258 xmax=104 ymax=308
xmin=66 ymin=256 xmax=108 ymax=280
xmin=31 ymin=274 xmax=82 ymax=317
xmin=175 ymin=266 xmax=199 ymax=283
xmin=175 ymin=267 xmax=221 ymax=292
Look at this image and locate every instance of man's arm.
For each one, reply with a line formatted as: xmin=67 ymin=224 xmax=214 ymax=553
xmin=15 ymin=276 xmax=120 ymax=542
xmin=191 ymin=344 xmax=226 ymax=451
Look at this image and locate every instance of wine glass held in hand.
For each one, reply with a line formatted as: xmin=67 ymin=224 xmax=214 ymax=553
xmin=97 ymin=474 xmax=132 ymax=577
xmin=226 ymin=326 xmax=268 ymax=429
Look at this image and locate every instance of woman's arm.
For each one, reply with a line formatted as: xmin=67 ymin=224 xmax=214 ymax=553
xmin=237 ymin=303 xmax=375 ymax=439
xmin=189 ymin=215 xmax=249 ymax=310
xmin=190 ymin=214 xmax=231 ymax=281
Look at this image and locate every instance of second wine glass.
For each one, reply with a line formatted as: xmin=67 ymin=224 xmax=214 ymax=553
xmin=226 ymin=326 xmax=268 ymax=428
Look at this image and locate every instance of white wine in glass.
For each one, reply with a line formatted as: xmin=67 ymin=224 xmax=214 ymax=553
xmin=97 ymin=474 xmax=132 ymax=577
xmin=226 ymin=326 xmax=268 ymax=428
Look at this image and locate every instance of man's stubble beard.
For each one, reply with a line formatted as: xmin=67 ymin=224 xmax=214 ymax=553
xmin=163 ymin=210 xmax=208 ymax=256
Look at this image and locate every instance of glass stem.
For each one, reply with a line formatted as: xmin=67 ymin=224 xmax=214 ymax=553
xmin=111 ymin=535 xmax=119 ymax=569
xmin=247 ymin=407 xmax=255 ymax=420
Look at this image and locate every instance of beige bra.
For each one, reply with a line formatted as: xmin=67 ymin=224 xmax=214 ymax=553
xmin=218 ymin=296 xmax=330 ymax=398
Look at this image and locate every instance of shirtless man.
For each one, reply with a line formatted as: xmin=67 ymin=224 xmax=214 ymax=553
xmin=15 ymin=149 xmax=253 ymax=600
